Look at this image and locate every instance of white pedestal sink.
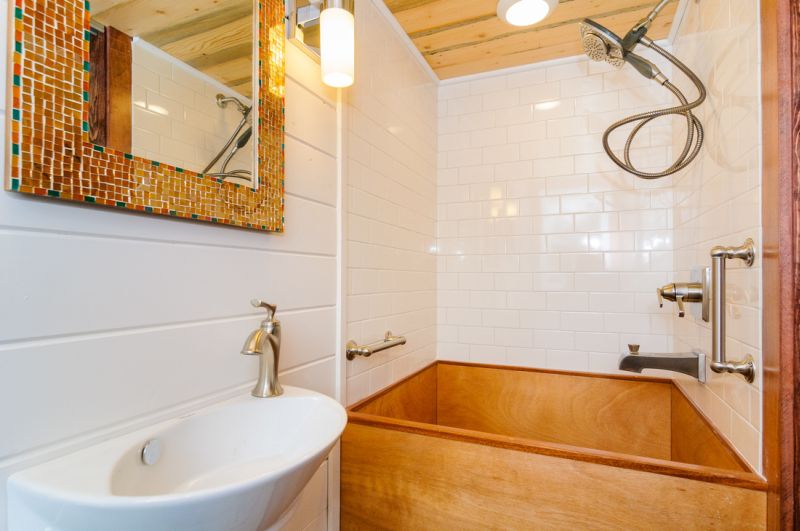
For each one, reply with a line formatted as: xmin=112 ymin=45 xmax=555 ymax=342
xmin=7 ymin=386 xmax=347 ymax=531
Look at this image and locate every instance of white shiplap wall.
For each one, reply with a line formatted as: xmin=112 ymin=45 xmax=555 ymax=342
xmin=0 ymin=0 xmax=339 ymax=525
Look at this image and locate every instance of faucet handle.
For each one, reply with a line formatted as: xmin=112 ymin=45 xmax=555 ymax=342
xmin=628 ymin=344 xmax=640 ymax=354
xmin=656 ymin=287 xmax=664 ymax=308
xmin=675 ymin=295 xmax=686 ymax=317
xmin=250 ymin=299 xmax=277 ymax=320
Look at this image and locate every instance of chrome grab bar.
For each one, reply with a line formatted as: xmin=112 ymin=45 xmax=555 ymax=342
xmin=346 ymin=331 xmax=406 ymax=361
xmin=710 ymin=238 xmax=756 ymax=383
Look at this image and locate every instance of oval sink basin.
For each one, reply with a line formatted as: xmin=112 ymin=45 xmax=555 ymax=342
xmin=8 ymin=386 xmax=347 ymax=531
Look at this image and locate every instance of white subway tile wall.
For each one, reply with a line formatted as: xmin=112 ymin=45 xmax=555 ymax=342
xmin=131 ymin=40 xmax=253 ymax=174
xmin=436 ymin=1 xmax=763 ymax=472
xmin=669 ymin=0 xmax=763 ymax=470
xmin=345 ymin=0 xmax=438 ymax=405
xmin=437 ymin=55 xmax=677 ymax=372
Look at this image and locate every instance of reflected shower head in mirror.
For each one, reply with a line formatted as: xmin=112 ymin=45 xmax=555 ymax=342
xmin=576 ymin=0 xmax=706 ymax=180
xmin=202 ymin=94 xmax=254 ymax=181
xmin=89 ymin=0 xmax=257 ymax=185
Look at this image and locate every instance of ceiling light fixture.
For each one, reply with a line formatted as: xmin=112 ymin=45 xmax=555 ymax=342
xmin=496 ymin=0 xmax=558 ymax=27
xmin=320 ymin=0 xmax=355 ymax=88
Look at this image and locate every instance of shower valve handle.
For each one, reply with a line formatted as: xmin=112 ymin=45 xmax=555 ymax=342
xmin=657 ymin=282 xmax=703 ymax=318
xmin=656 ymin=286 xmax=685 ymax=316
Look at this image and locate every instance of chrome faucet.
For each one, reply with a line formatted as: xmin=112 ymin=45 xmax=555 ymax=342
xmin=241 ymin=299 xmax=284 ymax=398
xmin=618 ymin=344 xmax=706 ymax=382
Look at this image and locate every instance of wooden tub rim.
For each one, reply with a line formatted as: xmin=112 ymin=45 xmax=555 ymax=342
xmin=347 ymin=361 xmax=767 ymax=492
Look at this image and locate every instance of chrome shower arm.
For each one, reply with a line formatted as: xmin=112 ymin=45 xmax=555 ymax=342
xmin=623 ymin=0 xmax=672 ymax=50
xmin=640 ymin=0 xmax=672 ymax=29
xmin=216 ymin=94 xmax=250 ymax=115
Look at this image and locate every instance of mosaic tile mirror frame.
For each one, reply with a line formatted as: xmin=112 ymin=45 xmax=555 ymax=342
xmin=5 ymin=0 xmax=286 ymax=232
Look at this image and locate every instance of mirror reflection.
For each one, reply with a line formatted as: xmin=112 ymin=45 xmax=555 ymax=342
xmin=89 ymin=0 xmax=255 ymax=184
xmin=288 ymin=0 xmax=321 ymax=57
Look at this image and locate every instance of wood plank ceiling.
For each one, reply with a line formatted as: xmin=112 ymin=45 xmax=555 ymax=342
xmin=384 ymin=0 xmax=679 ymax=79
xmin=91 ymin=0 xmax=253 ymax=97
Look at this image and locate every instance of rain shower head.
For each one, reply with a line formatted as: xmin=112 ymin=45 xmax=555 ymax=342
xmin=579 ymin=19 xmax=625 ymax=68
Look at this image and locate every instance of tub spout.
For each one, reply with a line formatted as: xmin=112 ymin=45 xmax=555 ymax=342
xmin=618 ymin=345 xmax=706 ymax=382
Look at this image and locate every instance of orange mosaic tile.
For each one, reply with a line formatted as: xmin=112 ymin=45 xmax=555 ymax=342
xmin=5 ymin=0 xmax=285 ymax=232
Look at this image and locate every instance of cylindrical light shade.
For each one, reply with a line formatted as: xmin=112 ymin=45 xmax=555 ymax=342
xmin=320 ymin=5 xmax=354 ymax=88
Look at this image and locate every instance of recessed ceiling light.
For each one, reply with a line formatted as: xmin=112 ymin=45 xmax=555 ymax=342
xmin=496 ymin=0 xmax=558 ymax=27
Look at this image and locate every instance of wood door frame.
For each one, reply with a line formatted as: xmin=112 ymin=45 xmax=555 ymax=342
xmin=761 ymin=0 xmax=799 ymax=528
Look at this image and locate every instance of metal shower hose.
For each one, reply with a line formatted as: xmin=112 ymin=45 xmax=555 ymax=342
xmin=603 ymin=40 xmax=706 ymax=179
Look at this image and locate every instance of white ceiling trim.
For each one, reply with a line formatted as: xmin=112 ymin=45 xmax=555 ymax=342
xmin=439 ymin=52 xmax=589 ymax=86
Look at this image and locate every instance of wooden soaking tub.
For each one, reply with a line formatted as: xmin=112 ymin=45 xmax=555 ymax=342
xmin=341 ymin=361 xmax=766 ymax=530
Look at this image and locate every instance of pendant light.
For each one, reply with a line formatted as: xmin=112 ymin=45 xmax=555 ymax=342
xmin=320 ymin=0 xmax=355 ymax=87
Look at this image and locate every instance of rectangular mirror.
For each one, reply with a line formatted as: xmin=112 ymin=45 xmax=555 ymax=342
xmin=6 ymin=0 xmax=286 ymax=232
xmin=89 ymin=0 xmax=256 ymax=185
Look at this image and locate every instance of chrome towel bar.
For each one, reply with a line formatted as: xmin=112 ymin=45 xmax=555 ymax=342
xmin=346 ymin=331 xmax=406 ymax=361
xmin=710 ymin=238 xmax=756 ymax=383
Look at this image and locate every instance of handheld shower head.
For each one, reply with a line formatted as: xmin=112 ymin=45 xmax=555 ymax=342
xmin=581 ymin=0 xmax=674 ymax=67
xmin=576 ymin=0 xmax=705 ymax=180
xmin=579 ymin=19 xmax=625 ymax=68
xmin=580 ymin=20 xmax=664 ymax=81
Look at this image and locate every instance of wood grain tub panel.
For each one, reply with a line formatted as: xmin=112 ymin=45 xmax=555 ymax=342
xmin=341 ymin=423 xmax=766 ymax=530
xmin=353 ymin=364 xmax=437 ymax=424
xmin=344 ymin=362 xmax=765 ymax=529
xmin=436 ymin=362 xmax=672 ymax=460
